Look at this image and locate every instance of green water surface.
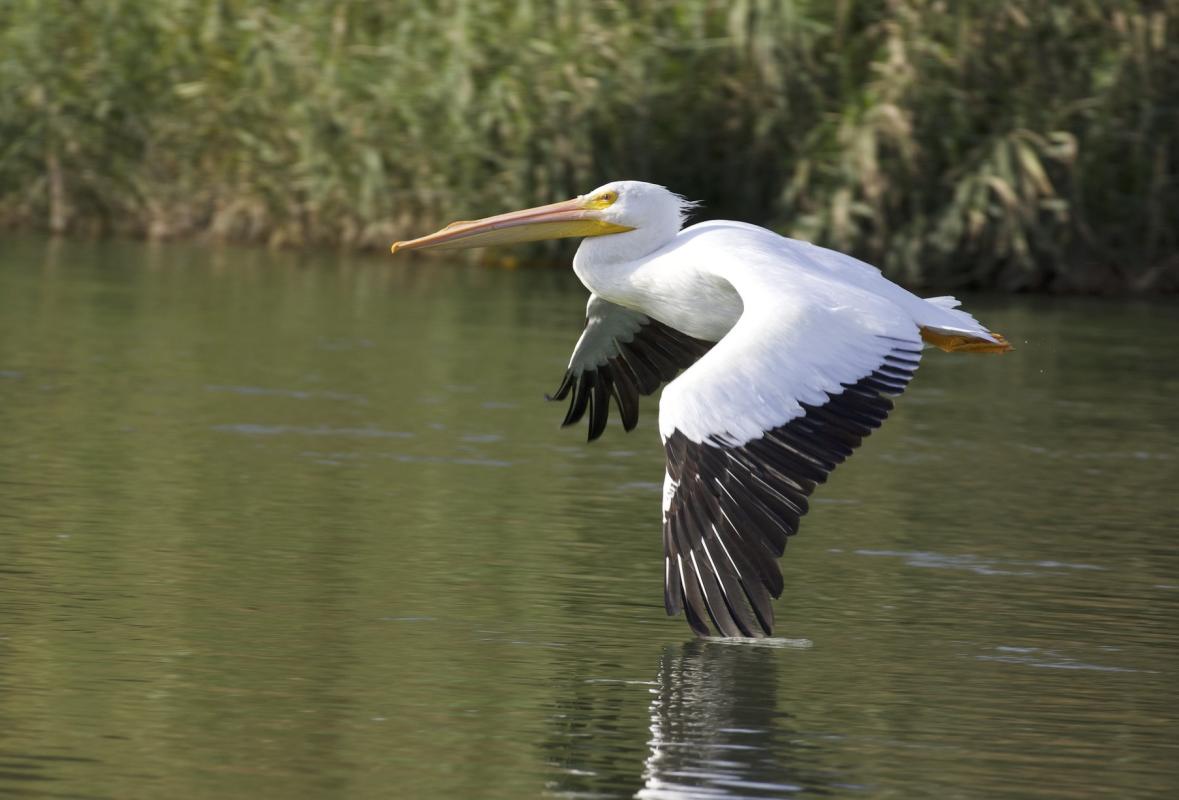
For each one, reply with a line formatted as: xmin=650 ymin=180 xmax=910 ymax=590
xmin=1 ymin=237 xmax=1177 ymax=799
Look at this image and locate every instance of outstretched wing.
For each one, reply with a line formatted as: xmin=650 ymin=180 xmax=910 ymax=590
xmin=658 ymin=256 xmax=924 ymax=638
xmin=549 ymin=295 xmax=714 ymax=442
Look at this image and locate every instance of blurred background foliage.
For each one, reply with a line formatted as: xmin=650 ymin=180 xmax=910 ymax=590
xmin=0 ymin=0 xmax=1175 ymax=291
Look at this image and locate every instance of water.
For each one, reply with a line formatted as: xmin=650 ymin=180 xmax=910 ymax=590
xmin=1 ymin=236 xmax=1177 ymax=799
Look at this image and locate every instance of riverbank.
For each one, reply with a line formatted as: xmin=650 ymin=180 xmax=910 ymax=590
xmin=1 ymin=1 xmax=1175 ymax=292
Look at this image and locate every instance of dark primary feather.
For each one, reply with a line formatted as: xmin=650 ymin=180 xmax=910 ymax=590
xmin=550 ymin=314 xmax=714 ymax=441
xmin=662 ymin=340 xmax=922 ymax=638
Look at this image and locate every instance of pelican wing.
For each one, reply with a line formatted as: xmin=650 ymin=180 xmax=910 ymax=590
xmin=549 ymin=295 xmax=713 ymax=441
xmin=658 ymin=253 xmax=924 ymax=638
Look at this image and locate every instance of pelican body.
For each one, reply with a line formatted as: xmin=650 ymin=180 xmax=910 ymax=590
xmin=392 ymin=181 xmax=1010 ymax=638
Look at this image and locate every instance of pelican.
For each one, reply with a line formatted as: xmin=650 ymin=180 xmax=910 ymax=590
xmin=392 ymin=181 xmax=1011 ymax=638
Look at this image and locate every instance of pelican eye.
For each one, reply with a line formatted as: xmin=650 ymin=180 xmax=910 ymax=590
xmin=589 ymin=190 xmax=618 ymax=209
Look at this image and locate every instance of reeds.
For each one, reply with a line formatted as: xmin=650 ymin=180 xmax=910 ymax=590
xmin=1 ymin=0 xmax=1175 ymax=290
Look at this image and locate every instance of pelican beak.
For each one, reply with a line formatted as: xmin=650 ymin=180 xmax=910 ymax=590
xmin=391 ymin=196 xmax=633 ymax=254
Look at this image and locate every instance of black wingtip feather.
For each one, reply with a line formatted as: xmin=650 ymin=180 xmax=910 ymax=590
xmin=553 ymin=316 xmax=715 ymax=441
xmin=660 ymin=344 xmax=920 ymax=637
xmin=586 ymin=374 xmax=610 ymax=442
xmin=546 ymin=370 xmax=576 ymax=402
xmin=561 ymin=372 xmax=593 ymax=427
xmin=609 ymin=364 xmax=640 ymax=431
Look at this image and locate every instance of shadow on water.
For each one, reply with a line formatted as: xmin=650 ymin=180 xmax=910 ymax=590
xmin=546 ymin=641 xmax=835 ymax=799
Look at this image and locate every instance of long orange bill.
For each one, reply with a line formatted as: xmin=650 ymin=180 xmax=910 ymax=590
xmin=391 ymin=197 xmax=632 ymax=254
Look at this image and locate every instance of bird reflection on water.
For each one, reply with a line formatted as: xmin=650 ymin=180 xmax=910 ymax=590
xmin=543 ymin=639 xmax=835 ymax=799
xmin=637 ymin=641 xmax=832 ymax=799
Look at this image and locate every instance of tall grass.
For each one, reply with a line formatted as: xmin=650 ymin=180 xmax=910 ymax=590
xmin=1 ymin=0 xmax=1175 ymax=290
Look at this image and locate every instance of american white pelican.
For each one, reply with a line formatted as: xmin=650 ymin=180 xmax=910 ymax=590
xmin=392 ymin=181 xmax=1011 ymax=638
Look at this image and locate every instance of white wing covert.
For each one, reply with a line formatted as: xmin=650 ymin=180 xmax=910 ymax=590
xmin=658 ymin=254 xmax=924 ymax=638
xmin=549 ymin=295 xmax=713 ymax=441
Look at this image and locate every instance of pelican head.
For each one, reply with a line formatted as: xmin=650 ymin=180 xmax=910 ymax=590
xmin=390 ymin=181 xmax=692 ymax=257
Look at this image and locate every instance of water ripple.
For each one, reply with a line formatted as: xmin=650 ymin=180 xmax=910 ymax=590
xmin=204 ymin=384 xmax=368 ymax=404
xmin=212 ymin=423 xmax=413 ymax=438
xmin=976 ymin=646 xmax=1146 ymax=673
xmin=849 ymin=549 xmax=1105 ymax=576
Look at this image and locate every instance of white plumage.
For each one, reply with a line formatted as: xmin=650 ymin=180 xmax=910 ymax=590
xmin=392 ymin=180 xmax=1011 ymax=638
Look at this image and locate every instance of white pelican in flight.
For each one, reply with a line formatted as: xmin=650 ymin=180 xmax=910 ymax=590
xmin=392 ymin=181 xmax=1011 ymax=638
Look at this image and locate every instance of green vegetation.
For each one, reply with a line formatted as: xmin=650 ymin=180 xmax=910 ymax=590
xmin=1 ymin=1 xmax=1175 ymax=290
